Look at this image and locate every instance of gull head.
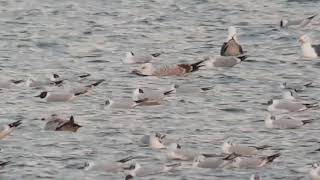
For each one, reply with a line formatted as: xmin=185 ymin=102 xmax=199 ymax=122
xmin=228 ymin=26 xmax=238 ymax=41
xmin=35 ymin=91 xmax=49 ymax=99
xmin=192 ymin=155 xmax=205 ymax=167
xmin=123 ymin=52 xmax=135 ymax=63
xmin=149 ymin=133 xmax=166 ymax=149
xmin=282 ymin=91 xmax=295 ymax=100
xmin=105 ymin=99 xmax=114 ymax=107
xmin=267 ymin=99 xmax=274 ymax=105
xmin=250 ymin=174 xmax=261 ymax=180
xmin=132 ymin=88 xmax=144 ymax=101
xmin=222 ymin=141 xmax=233 ymax=153
xmin=312 ymin=162 xmax=320 ymax=169
xmin=299 ymin=34 xmax=312 ymax=44
xmin=50 ymin=73 xmax=60 ymax=81
xmin=168 ymin=143 xmax=181 ymax=151
xmin=125 ymin=175 xmax=134 ymax=180
xmin=280 ymin=19 xmax=288 ymax=27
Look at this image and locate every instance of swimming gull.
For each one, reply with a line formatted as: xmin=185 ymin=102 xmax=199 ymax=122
xmin=132 ymin=60 xmax=205 ymax=76
xmin=192 ymin=154 xmax=236 ymax=169
xmin=265 ymin=113 xmax=313 ymax=129
xmin=0 ymin=78 xmax=24 ymax=89
xmin=222 ymin=141 xmax=270 ymax=156
xmin=105 ymin=98 xmax=149 ymax=109
xmin=84 ymin=156 xmax=135 ymax=173
xmin=267 ymin=99 xmax=317 ymax=113
xmin=123 ymin=51 xmax=161 ymax=64
xmin=42 ymin=114 xmax=82 ymax=132
xmin=35 ymin=90 xmax=88 ymax=102
xmin=132 ymin=85 xmax=175 ymax=102
xmin=204 ymin=55 xmax=247 ymax=68
xmin=0 ymin=120 xmax=22 ymax=140
xmin=280 ymin=14 xmax=317 ymax=28
xmin=231 ymin=153 xmax=280 ymax=169
xmin=220 ymin=26 xmax=244 ymax=56
xmin=125 ymin=162 xmax=180 ymax=177
xmin=299 ymin=34 xmax=320 ymax=58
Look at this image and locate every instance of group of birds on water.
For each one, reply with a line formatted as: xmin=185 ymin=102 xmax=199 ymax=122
xmin=1 ymin=12 xmax=320 ymax=180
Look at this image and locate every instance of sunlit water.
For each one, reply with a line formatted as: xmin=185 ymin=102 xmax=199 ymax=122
xmin=1 ymin=0 xmax=320 ymax=179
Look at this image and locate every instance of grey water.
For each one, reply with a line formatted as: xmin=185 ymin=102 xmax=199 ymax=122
xmin=1 ymin=0 xmax=320 ymax=179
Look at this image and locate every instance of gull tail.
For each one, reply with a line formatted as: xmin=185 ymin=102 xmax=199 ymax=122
xmin=151 ymin=53 xmax=161 ymax=57
xmin=52 ymin=80 xmax=64 ymax=86
xmin=264 ymin=153 xmax=281 ymax=163
xmin=237 ymin=55 xmax=248 ymax=61
xmin=86 ymin=79 xmax=105 ymax=88
xmin=8 ymin=120 xmax=22 ymax=128
xmin=117 ymin=156 xmax=135 ymax=163
xmin=78 ymin=73 xmax=91 ymax=78
xmin=190 ymin=60 xmax=206 ymax=72
xmin=223 ymin=153 xmax=240 ymax=160
xmin=304 ymin=82 xmax=313 ymax=87
xmin=0 ymin=161 xmax=9 ymax=167
xmin=305 ymin=103 xmax=318 ymax=108
xmin=134 ymin=98 xmax=149 ymax=104
xmin=302 ymin=119 xmax=313 ymax=125
xmin=201 ymin=87 xmax=213 ymax=91
xmin=307 ymin=14 xmax=318 ymax=20
xmin=163 ymin=162 xmax=181 ymax=172
xmin=163 ymin=84 xmax=177 ymax=95
xmin=74 ymin=90 xmax=88 ymax=96
xmin=10 ymin=80 xmax=25 ymax=84
xmin=131 ymin=70 xmax=148 ymax=76
xmin=252 ymin=145 xmax=271 ymax=150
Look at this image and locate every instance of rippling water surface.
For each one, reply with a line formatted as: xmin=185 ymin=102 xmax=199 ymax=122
xmin=1 ymin=0 xmax=320 ymax=179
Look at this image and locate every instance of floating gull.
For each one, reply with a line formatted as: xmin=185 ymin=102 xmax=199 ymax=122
xmin=231 ymin=153 xmax=280 ymax=169
xmin=42 ymin=114 xmax=82 ymax=132
xmin=140 ymin=132 xmax=166 ymax=149
xmin=126 ymin=162 xmax=180 ymax=177
xmin=281 ymin=90 xmax=314 ymax=104
xmin=309 ymin=162 xmax=320 ymax=180
xmin=280 ymin=14 xmax=317 ymax=28
xmin=85 ymin=156 xmax=135 ymax=173
xmin=166 ymin=143 xmax=199 ymax=161
xmin=66 ymin=79 xmax=105 ymax=95
xmin=265 ymin=113 xmax=313 ymax=129
xmin=250 ymin=174 xmax=261 ymax=180
xmin=105 ymin=98 xmax=148 ymax=109
xmin=123 ymin=51 xmax=161 ymax=64
xmin=299 ymin=34 xmax=320 ymax=58
xmin=220 ymin=26 xmax=244 ymax=56
xmin=35 ymin=90 xmax=88 ymax=102
xmin=132 ymin=85 xmax=175 ymax=102
xmin=204 ymin=55 xmax=247 ymax=68
xmin=222 ymin=141 xmax=270 ymax=156
xmin=0 ymin=120 xmax=22 ymax=140
xmin=267 ymin=99 xmax=317 ymax=113
xmin=132 ymin=60 xmax=205 ymax=76
xmin=192 ymin=154 xmax=235 ymax=169
xmin=280 ymin=81 xmax=313 ymax=92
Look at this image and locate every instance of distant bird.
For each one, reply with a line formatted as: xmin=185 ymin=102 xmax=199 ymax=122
xmin=267 ymin=99 xmax=317 ymax=113
xmin=265 ymin=114 xmax=313 ymax=129
xmin=309 ymin=162 xmax=320 ymax=180
xmin=204 ymin=55 xmax=247 ymax=68
xmin=220 ymin=26 xmax=244 ymax=56
xmin=51 ymin=73 xmax=91 ymax=81
xmin=280 ymin=14 xmax=317 ymax=28
xmin=222 ymin=141 xmax=270 ymax=156
xmin=132 ymin=60 xmax=205 ymax=76
xmin=84 ymin=156 xmax=135 ymax=173
xmin=67 ymin=79 xmax=105 ymax=95
xmin=173 ymin=84 xmax=213 ymax=94
xmin=0 ymin=120 xmax=22 ymax=140
xmin=231 ymin=153 xmax=280 ymax=169
xmin=35 ymin=91 xmax=86 ymax=102
xmin=42 ymin=114 xmax=81 ymax=132
xmin=123 ymin=51 xmax=161 ymax=64
xmin=299 ymin=35 xmax=320 ymax=58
